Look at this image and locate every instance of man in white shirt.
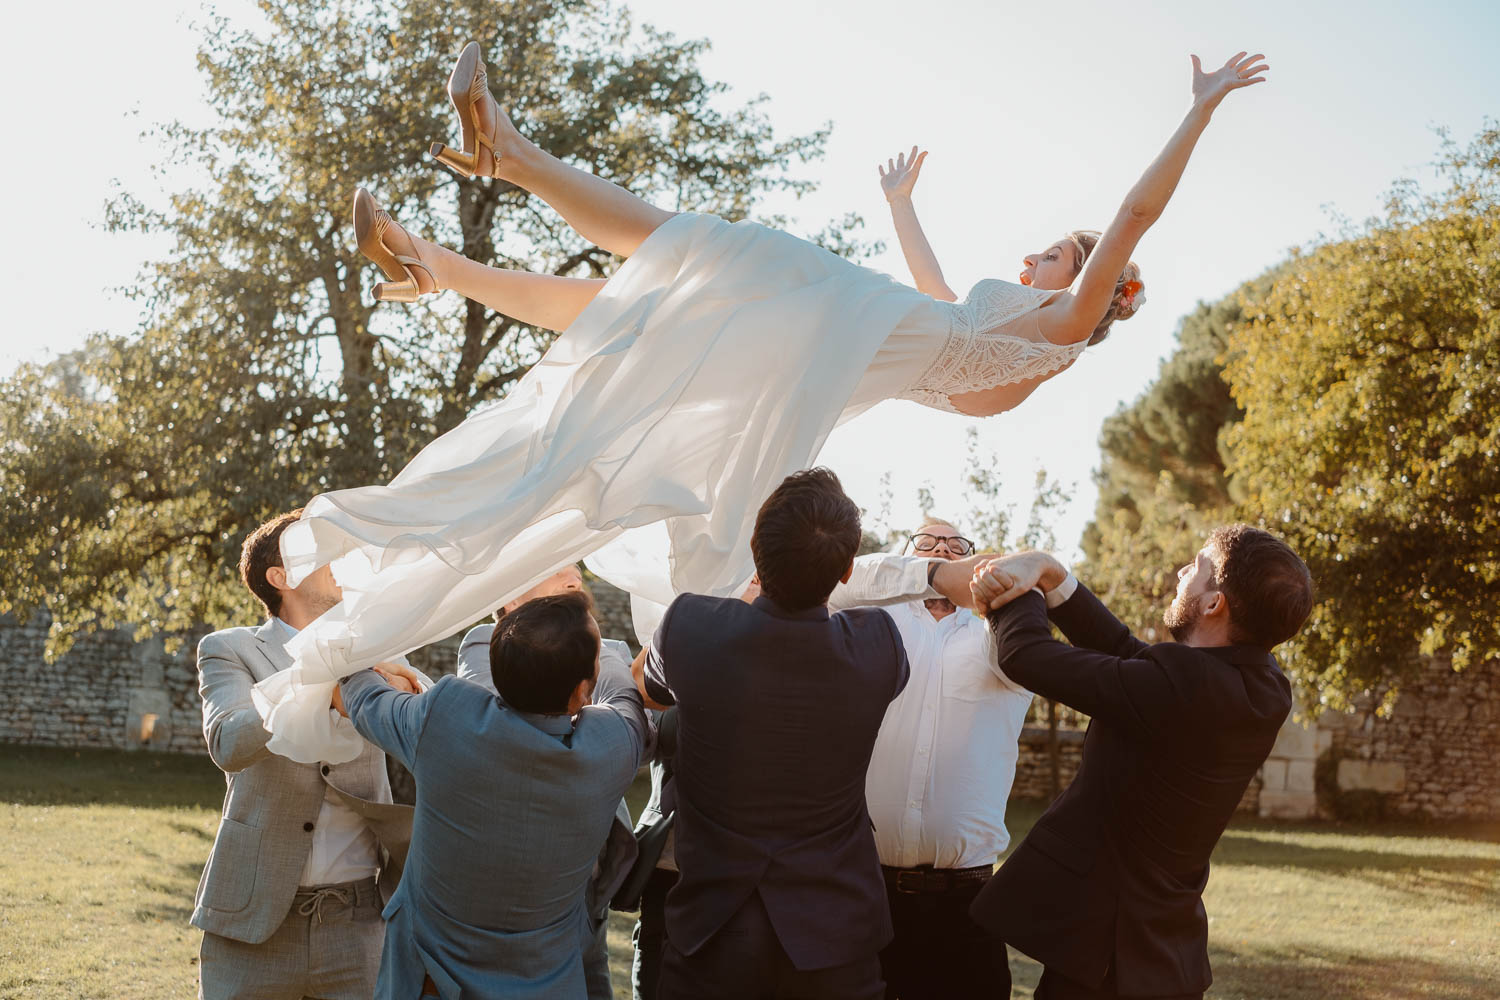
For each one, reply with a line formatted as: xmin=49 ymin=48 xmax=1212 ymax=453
xmin=857 ymin=520 xmax=1033 ymax=1000
xmin=193 ymin=508 xmax=413 ymax=1000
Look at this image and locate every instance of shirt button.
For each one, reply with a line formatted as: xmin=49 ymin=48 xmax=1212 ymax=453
xmin=303 ymin=821 xmax=315 ymax=832
xmin=321 ymin=765 xmax=330 ymax=776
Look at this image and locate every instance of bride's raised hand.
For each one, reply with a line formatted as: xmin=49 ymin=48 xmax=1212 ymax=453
xmin=1190 ymin=51 xmax=1269 ymax=113
xmin=879 ymin=146 xmax=929 ymax=202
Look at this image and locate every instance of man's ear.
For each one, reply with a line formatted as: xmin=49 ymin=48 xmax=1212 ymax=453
xmin=265 ymin=565 xmax=289 ymax=592
xmin=1203 ymin=590 xmax=1229 ymax=620
xmin=840 ymin=558 xmax=855 ymax=585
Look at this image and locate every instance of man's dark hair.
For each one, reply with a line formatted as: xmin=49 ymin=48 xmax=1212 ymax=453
xmin=750 ymin=468 xmax=862 ymax=612
xmin=489 ymin=591 xmax=600 ymax=714
xmin=1207 ymin=524 xmax=1314 ymax=650
xmin=239 ymin=508 xmax=304 ymax=617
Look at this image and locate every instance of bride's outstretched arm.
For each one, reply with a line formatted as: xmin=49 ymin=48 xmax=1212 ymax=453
xmin=1042 ymin=52 xmax=1270 ymax=345
xmin=880 ymin=147 xmax=958 ymax=301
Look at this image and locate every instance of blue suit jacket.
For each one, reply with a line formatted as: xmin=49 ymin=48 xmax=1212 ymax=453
xmin=341 ymin=656 xmax=647 ymax=1000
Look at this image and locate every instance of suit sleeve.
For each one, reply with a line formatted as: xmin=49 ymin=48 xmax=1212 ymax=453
xmin=455 ymin=625 xmax=497 ymax=695
xmin=340 ymin=669 xmax=437 ymax=773
xmin=986 ymin=591 xmax=1188 ymax=741
xmin=591 ymin=642 xmax=649 ymax=767
xmin=197 ymin=633 xmax=273 ymax=773
xmin=1047 ymin=582 xmax=1151 ymax=660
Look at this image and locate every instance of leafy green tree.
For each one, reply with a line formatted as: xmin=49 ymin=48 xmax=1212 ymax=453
xmin=0 ymin=0 xmax=871 ymax=658
xmin=1079 ymin=283 xmax=1265 ymax=639
xmin=1224 ymin=125 xmax=1500 ymax=707
xmin=1084 ymin=124 xmax=1499 ymax=710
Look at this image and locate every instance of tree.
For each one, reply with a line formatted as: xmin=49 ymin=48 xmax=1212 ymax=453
xmin=1223 ymin=125 xmax=1500 ymax=708
xmin=1082 ymin=124 xmax=1500 ymax=710
xmin=1079 ymin=281 xmax=1267 ymax=638
xmin=0 ymin=0 xmax=872 ymax=658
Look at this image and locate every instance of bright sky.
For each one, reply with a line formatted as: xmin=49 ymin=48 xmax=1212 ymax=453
xmin=3 ymin=0 xmax=1497 ymax=558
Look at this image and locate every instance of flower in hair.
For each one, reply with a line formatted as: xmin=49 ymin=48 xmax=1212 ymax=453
xmin=1119 ymin=279 xmax=1145 ymax=311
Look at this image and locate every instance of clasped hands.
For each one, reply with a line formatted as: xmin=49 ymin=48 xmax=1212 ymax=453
xmin=331 ymin=661 xmax=427 ymax=716
xmin=965 ymin=551 xmax=1069 ymax=613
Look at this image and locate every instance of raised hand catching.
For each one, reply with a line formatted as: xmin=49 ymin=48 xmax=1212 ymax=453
xmin=1191 ymin=51 xmax=1269 ymax=112
xmin=879 ymin=146 xmax=929 ymax=203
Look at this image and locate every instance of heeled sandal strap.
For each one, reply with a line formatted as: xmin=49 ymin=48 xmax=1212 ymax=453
xmin=395 ymin=254 xmax=437 ymax=285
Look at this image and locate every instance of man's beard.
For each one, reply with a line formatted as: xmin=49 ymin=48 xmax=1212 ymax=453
xmin=1163 ymin=593 xmax=1200 ymax=642
xmin=924 ymin=597 xmax=956 ymax=617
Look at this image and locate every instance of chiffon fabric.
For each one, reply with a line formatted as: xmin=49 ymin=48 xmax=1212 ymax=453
xmin=258 ymin=212 xmax=952 ymax=761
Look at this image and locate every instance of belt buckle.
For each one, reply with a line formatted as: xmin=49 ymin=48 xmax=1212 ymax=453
xmin=894 ymin=869 xmax=932 ymax=894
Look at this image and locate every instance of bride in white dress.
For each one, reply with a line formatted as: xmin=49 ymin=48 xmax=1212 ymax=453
xmin=259 ymin=43 xmax=1269 ymax=760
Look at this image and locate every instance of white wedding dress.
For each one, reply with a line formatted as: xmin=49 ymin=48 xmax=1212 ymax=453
xmin=258 ymin=212 xmax=1085 ymax=762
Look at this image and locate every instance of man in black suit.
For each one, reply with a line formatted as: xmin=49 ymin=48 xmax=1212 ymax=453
xmin=633 ymin=468 xmax=977 ymax=1000
xmin=966 ymin=524 xmax=1313 ymax=1000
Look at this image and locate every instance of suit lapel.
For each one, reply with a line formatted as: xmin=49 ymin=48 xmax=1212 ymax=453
xmin=251 ymin=618 xmax=295 ymax=680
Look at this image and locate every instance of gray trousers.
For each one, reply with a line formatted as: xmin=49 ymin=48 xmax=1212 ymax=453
xmin=199 ymin=877 xmax=384 ymax=1000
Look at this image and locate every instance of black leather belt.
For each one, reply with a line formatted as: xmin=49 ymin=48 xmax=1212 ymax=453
xmin=881 ymin=864 xmax=992 ymax=894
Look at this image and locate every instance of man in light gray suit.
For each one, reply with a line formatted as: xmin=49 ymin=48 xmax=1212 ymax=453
xmin=193 ymin=508 xmax=413 ymax=1000
xmin=454 ymin=562 xmax=638 ymax=1000
xmin=341 ymin=589 xmax=649 ymax=999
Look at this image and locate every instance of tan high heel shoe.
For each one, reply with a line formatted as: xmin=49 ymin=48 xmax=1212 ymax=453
xmin=429 ymin=41 xmax=508 ymax=179
xmin=352 ymin=188 xmax=439 ymax=303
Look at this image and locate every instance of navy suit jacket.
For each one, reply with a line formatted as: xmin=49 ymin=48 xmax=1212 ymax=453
xmin=970 ymin=585 xmax=1291 ymax=996
xmin=643 ymin=592 xmax=910 ymax=970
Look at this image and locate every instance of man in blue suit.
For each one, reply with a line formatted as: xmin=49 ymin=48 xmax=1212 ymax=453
xmin=338 ymin=590 xmax=648 ymax=999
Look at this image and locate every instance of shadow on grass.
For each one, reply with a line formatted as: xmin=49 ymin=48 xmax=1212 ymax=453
xmin=0 ymin=746 xmax=224 ymax=809
xmin=1208 ymin=944 xmax=1496 ymax=1000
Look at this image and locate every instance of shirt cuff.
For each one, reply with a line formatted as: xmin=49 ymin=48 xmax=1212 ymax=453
xmin=1044 ymin=571 xmax=1079 ymax=609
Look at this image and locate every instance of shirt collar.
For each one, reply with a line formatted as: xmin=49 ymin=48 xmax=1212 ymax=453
xmin=1201 ymin=643 xmax=1279 ymax=670
xmin=271 ymin=616 xmax=298 ymax=641
xmin=513 ymin=709 xmax=577 ymax=738
xmin=752 ymin=595 xmax=830 ymax=622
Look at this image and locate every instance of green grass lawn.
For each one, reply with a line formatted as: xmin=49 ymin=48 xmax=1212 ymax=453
xmin=2 ymin=746 xmax=1496 ymax=999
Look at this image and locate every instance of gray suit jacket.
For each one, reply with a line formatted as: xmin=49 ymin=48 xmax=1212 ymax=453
xmin=191 ymin=620 xmax=414 ymax=944
xmin=341 ymin=651 xmax=648 ymax=1000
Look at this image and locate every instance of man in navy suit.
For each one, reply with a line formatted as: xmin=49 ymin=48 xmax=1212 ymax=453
xmin=967 ymin=524 xmax=1313 ymax=1000
xmin=633 ymin=468 xmax=977 ymax=1000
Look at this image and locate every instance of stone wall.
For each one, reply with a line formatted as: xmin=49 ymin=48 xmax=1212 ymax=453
xmin=1 ymin=612 xmax=207 ymax=754
xmin=1011 ymin=726 xmax=1084 ymax=801
xmin=1317 ymin=654 xmax=1500 ymax=821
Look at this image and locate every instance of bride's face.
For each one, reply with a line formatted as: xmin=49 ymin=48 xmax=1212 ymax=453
xmin=1020 ymin=241 xmax=1079 ymax=290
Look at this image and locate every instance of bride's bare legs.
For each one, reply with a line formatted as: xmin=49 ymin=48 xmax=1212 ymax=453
xmin=380 ymin=221 xmax=604 ymax=331
xmin=493 ymin=130 xmax=677 ymax=258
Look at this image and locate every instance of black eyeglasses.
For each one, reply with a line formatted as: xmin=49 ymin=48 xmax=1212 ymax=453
xmin=906 ymin=533 xmax=974 ymax=556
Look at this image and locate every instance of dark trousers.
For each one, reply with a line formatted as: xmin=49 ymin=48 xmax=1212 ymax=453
xmin=632 ymin=867 xmax=679 ymax=1000
xmin=658 ymin=891 xmax=884 ymax=1000
xmin=1036 ymin=966 xmax=1202 ymax=1000
xmin=879 ymin=872 xmax=1011 ymax=1000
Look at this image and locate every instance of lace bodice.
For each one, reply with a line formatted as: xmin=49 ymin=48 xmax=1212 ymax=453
xmin=899 ymin=279 xmax=1086 ymax=414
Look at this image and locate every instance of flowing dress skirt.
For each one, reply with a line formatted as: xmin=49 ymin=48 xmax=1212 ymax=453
xmin=257 ymin=212 xmax=948 ymax=761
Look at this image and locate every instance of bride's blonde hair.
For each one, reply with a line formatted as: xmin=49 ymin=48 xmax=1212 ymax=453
xmin=1063 ymin=230 xmax=1145 ymax=346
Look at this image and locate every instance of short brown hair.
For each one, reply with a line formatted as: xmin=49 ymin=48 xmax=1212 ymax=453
xmin=1207 ymin=524 xmax=1314 ymax=650
xmin=488 ymin=591 xmax=600 ymax=714
xmin=239 ymin=509 xmax=304 ymax=617
xmin=751 ymin=468 xmax=862 ymax=612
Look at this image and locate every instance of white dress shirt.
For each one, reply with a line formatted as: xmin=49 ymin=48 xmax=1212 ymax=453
xmin=832 ymin=555 xmax=1034 ymax=870
xmin=272 ymin=618 xmax=381 ymax=887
